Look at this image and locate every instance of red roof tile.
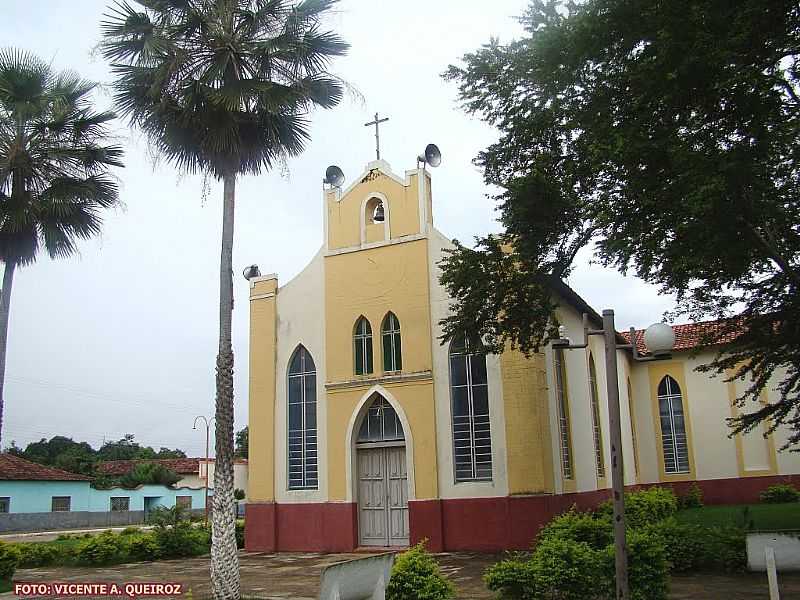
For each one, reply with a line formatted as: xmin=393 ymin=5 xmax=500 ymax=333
xmin=97 ymin=458 xmax=200 ymax=476
xmin=0 ymin=453 xmax=92 ymax=481
xmin=622 ymin=317 xmax=743 ymax=354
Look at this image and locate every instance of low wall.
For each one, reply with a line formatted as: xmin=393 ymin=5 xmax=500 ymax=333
xmin=747 ymin=532 xmax=800 ymax=572
xmin=0 ymin=508 xmax=206 ymax=533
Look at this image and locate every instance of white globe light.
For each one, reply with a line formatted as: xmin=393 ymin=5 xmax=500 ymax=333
xmin=643 ymin=323 xmax=675 ymax=356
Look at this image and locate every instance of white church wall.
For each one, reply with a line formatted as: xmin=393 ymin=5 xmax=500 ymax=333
xmin=427 ymin=229 xmax=509 ymax=499
xmin=274 ymin=248 xmax=328 ymax=504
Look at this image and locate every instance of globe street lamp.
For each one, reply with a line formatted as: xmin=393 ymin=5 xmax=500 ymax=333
xmin=193 ymin=415 xmax=216 ymax=525
xmin=552 ymin=310 xmax=674 ymax=600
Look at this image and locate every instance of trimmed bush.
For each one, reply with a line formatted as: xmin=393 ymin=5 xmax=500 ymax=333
xmin=641 ymin=517 xmax=746 ymax=573
xmin=386 ymin=542 xmax=455 ymax=600
xmin=622 ymin=529 xmax=669 ymax=600
xmin=75 ymin=533 xmax=122 ymax=566
xmin=0 ymin=543 xmax=19 ymax=583
xmin=678 ymin=483 xmax=704 ymax=509
xmin=536 ymin=508 xmax=613 ymax=549
xmin=760 ymin=484 xmax=800 ymax=504
xmin=597 ymin=487 xmax=678 ymax=528
xmin=531 ymin=537 xmax=602 ymax=600
xmin=484 ymin=555 xmax=537 ymax=600
xmin=124 ymin=534 xmax=162 ymax=561
xmin=120 ymin=526 xmax=141 ymax=536
xmin=236 ymin=520 xmax=245 ymax=549
xmin=16 ymin=543 xmax=61 ymax=568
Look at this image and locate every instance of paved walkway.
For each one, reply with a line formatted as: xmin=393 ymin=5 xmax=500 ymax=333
xmin=8 ymin=551 xmax=800 ymax=598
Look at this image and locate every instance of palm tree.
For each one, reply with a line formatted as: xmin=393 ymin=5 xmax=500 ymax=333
xmin=101 ymin=2 xmax=348 ymax=596
xmin=0 ymin=49 xmax=123 ymax=446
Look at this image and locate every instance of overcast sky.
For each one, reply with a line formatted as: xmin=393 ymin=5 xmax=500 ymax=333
xmin=1 ymin=0 xmax=675 ymax=457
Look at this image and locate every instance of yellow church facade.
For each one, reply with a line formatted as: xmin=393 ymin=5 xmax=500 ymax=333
xmin=244 ymin=158 xmax=800 ymax=552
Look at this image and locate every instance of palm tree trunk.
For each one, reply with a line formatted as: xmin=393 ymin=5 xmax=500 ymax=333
xmin=211 ymin=172 xmax=241 ymax=600
xmin=0 ymin=261 xmax=15 ymax=447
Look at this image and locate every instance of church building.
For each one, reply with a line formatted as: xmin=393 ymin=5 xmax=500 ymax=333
xmin=244 ymin=155 xmax=800 ymax=553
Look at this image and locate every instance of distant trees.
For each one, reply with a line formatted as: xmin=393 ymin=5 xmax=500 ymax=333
xmin=234 ymin=426 xmax=248 ymax=459
xmin=5 ymin=434 xmax=187 ymax=475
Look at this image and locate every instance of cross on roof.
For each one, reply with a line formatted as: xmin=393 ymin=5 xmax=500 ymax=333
xmin=364 ymin=112 xmax=389 ymax=161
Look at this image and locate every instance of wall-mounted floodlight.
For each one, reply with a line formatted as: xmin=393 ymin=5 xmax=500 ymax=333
xmin=242 ymin=264 xmax=261 ymax=281
xmin=418 ymin=143 xmax=442 ymax=168
xmin=323 ymin=165 xmax=345 ymax=187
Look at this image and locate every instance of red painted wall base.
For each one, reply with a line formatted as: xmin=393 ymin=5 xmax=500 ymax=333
xmin=244 ymin=473 xmax=800 ymax=553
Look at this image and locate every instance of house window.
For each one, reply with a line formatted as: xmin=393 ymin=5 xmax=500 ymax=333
xmin=554 ymin=349 xmax=574 ymax=481
xmin=288 ymin=345 xmax=318 ymax=490
xmin=110 ymin=497 xmax=130 ymax=512
xmin=450 ymin=333 xmax=492 ymax=482
xmin=51 ymin=496 xmax=71 ymax=512
xmin=588 ymin=354 xmax=606 ymax=479
xmin=0 ymin=497 xmax=9 ymax=513
xmin=176 ymin=496 xmax=192 ymax=510
xmin=627 ymin=378 xmax=640 ymax=477
xmin=354 ymin=317 xmax=373 ymax=375
xmin=658 ymin=375 xmax=690 ymax=474
xmin=381 ymin=312 xmax=402 ymax=372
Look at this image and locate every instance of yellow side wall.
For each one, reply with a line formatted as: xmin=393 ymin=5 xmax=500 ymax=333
xmin=501 ymin=349 xmax=554 ymax=494
xmin=248 ymin=278 xmax=278 ymax=502
xmin=324 ymin=239 xmax=432 ymax=382
xmin=326 ymin=380 xmax=439 ymax=501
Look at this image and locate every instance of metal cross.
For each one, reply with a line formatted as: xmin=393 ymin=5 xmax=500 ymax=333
xmin=364 ymin=112 xmax=389 ymax=161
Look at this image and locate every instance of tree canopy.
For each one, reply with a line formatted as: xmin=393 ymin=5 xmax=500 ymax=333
xmin=441 ymin=0 xmax=800 ymax=445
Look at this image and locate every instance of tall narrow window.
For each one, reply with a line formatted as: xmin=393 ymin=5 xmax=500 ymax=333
xmin=658 ymin=375 xmax=690 ymax=474
xmin=288 ymin=345 xmax=318 ymax=489
xmin=588 ymin=354 xmax=606 ymax=479
xmin=554 ymin=349 xmax=574 ymax=481
xmin=450 ymin=333 xmax=492 ymax=482
xmin=354 ymin=317 xmax=373 ymax=375
xmin=381 ymin=312 xmax=402 ymax=372
xmin=627 ymin=378 xmax=640 ymax=478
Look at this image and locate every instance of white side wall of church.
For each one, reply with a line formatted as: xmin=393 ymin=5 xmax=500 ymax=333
xmin=427 ymin=229 xmax=509 ymax=499
xmin=274 ymin=248 xmax=328 ymax=503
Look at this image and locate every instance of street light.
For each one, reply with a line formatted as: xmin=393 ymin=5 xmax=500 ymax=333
xmin=193 ymin=415 xmax=216 ymax=525
xmin=552 ymin=310 xmax=674 ymax=600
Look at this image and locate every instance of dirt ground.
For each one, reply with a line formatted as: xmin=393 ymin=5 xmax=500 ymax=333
xmin=8 ymin=551 xmax=800 ymax=599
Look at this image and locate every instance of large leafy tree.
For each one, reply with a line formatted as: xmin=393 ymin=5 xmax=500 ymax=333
xmin=0 ymin=50 xmax=123 ymax=446
xmin=101 ymin=2 xmax=348 ymax=596
xmin=441 ymin=0 xmax=800 ymax=445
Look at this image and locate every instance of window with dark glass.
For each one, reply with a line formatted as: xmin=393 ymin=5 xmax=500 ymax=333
xmin=449 ymin=333 xmax=492 ymax=482
xmin=51 ymin=496 xmax=71 ymax=512
xmin=554 ymin=349 xmax=574 ymax=480
xmin=357 ymin=395 xmax=405 ymax=443
xmin=588 ymin=354 xmax=606 ymax=479
xmin=354 ymin=317 xmax=373 ymax=375
xmin=176 ymin=495 xmax=192 ymax=510
xmin=658 ymin=375 xmax=690 ymax=474
xmin=381 ymin=312 xmax=402 ymax=372
xmin=110 ymin=497 xmax=130 ymax=512
xmin=288 ymin=345 xmax=318 ymax=489
xmin=0 ymin=497 xmax=9 ymax=513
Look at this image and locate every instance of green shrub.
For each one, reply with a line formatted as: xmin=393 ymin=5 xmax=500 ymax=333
xmin=123 ymin=534 xmax=162 ymax=562
xmin=760 ymin=484 xmax=800 ymax=504
xmin=536 ymin=508 xmax=612 ymax=549
xmin=235 ymin=520 xmax=245 ymax=549
xmin=621 ymin=529 xmax=669 ymax=600
xmin=678 ymin=483 xmax=704 ymax=509
xmin=484 ymin=555 xmax=537 ymax=600
xmin=386 ymin=542 xmax=455 ymax=600
xmin=624 ymin=487 xmax=678 ymax=527
xmin=0 ymin=543 xmax=19 ymax=583
xmin=531 ymin=537 xmax=602 ymax=600
xmin=15 ymin=543 xmax=61 ymax=568
xmin=641 ymin=518 xmax=746 ymax=573
xmin=75 ymin=533 xmax=122 ymax=566
xmin=119 ymin=526 xmax=141 ymax=536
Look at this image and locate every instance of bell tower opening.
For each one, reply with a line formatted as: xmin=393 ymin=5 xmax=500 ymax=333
xmin=362 ymin=194 xmax=390 ymax=244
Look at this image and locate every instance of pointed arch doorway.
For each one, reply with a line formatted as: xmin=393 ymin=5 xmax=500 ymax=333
xmin=356 ymin=394 xmax=409 ymax=547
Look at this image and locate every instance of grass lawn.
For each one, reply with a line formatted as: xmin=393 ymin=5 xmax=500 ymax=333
xmin=676 ymin=502 xmax=800 ymax=531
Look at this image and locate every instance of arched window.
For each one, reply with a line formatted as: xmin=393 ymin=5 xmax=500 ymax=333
xmin=354 ymin=317 xmax=373 ymax=375
xmin=357 ymin=395 xmax=405 ymax=443
xmin=554 ymin=349 xmax=574 ymax=481
xmin=588 ymin=354 xmax=606 ymax=479
xmin=287 ymin=345 xmax=317 ymax=490
xmin=381 ymin=312 xmax=402 ymax=372
xmin=658 ymin=375 xmax=690 ymax=474
xmin=449 ymin=333 xmax=492 ymax=482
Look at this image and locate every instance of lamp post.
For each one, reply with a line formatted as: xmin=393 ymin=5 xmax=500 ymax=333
xmin=193 ymin=415 xmax=215 ymax=525
xmin=552 ymin=310 xmax=675 ymax=600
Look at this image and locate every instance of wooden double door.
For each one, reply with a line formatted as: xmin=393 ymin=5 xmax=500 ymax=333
xmin=357 ymin=445 xmax=409 ymax=547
